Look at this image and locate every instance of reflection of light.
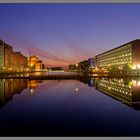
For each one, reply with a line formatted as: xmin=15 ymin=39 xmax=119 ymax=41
xmin=31 ymin=89 xmax=33 ymax=93
xmin=75 ymin=88 xmax=79 ymax=92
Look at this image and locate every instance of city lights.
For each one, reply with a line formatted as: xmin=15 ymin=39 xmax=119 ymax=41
xmin=75 ymin=88 xmax=79 ymax=92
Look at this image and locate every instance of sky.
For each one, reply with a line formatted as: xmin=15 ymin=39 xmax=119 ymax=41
xmin=0 ymin=3 xmax=140 ymax=67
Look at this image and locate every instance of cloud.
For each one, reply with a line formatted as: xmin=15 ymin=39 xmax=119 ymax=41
xmin=63 ymin=35 xmax=95 ymax=63
xmin=0 ymin=30 xmax=72 ymax=67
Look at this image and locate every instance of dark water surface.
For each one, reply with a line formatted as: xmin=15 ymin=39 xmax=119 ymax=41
xmin=0 ymin=77 xmax=140 ymax=136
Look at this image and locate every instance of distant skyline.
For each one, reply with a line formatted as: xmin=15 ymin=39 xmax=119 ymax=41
xmin=0 ymin=3 xmax=140 ymax=67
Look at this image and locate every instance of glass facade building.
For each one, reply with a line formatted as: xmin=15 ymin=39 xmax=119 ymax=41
xmin=95 ymin=40 xmax=140 ymax=71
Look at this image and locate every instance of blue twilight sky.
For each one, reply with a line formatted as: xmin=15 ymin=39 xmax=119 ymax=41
xmin=0 ymin=3 xmax=140 ymax=67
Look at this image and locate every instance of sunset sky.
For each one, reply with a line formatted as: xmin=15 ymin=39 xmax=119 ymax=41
xmin=0 ymin=3 xmax=140 ymax=67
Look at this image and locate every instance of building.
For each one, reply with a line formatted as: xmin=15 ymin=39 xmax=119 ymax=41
xmin=12 ymin=52 xmax=28 ymax=71
xmin=88 ymin=58 xmax=95 ymax=68
xmin=0 ymin=39 xmax=28 ymax=72
xmin=95 ymin=39 xmax=140 ymax=74
xmin=68 ymin=64 xmax=78 ymax=72
xmin=28 ymin=55 xmax=44 ymax=71
xmin=69 ymin=60 xmax=91 ymax=74
xmin=88 ymin=58 xmax=96 ymax=74
xmin=69 ymin=65 xmax=74 ymax=71
xmin=0 ymin=40 xmax=13 ymax=71
xmin=48 ymin=67 xmax=64 ymax=72
xmin=79 ymin=60 xmax=89 ymax=72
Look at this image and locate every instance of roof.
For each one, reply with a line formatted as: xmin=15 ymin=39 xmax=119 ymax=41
xmin=95 ymin=39 xmax=140 ymax=57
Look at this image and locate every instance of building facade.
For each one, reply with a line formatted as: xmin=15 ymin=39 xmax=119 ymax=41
xmin=88 ymin=58 xmax=95 ymax=68
xmin=0 ymin=40 xmax=13 ymax=71
xmin=28 ymin=55 xmax=44 ymax=71
xmin=0 ymin=39 xmax=28 ymax=72
xmin=0 ymin=40 xmax=5 ymax=70
xmin=95 ymin=40 xmax=140 ymax=74
xmin=12 ymin=52 xmax=27 ymax=71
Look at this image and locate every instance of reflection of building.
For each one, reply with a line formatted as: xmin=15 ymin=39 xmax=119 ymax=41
xmin=0 ymin=79 xmax=28 ymax=107
xmin=95 ymin=40 xmax=140 ymax=74
xmin=0 ymin=39 xmax=27 ymax=72
xmin=95 ymin=78 xmax=140 ymax=110
xmin=28 ymin=80 xmax=42 ymax=94
xmin=28 ymin=55 xmax=44 ymax=71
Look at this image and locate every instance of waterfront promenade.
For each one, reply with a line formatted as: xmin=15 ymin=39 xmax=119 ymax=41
xmin=0 ymin=71 xmax=140 ymax=80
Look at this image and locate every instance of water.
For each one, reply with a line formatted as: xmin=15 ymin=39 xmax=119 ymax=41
xmin=0 ymin=77 xmax=140 ymax=136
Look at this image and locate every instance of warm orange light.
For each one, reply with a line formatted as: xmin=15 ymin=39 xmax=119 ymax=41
xmin=75 ymin=64 xmax=78 ymax=67
xmin=132 ymin=80 xmax=136 ymax=85
xmin=30 ymin=89 xmax=33 ymax=93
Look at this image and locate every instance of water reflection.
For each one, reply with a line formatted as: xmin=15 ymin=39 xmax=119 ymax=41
xmin=28 ymin=80 xmax=42 ymax=95
xmin=80 ymin=78 xmax=140 ymax=110
xmin=1 ymin=77 xmax=140 ymax=110
xmin=0 ymin=79 xmax=42 ymax=107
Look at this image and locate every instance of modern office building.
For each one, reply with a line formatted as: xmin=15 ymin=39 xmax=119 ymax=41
xmin=95 ymin=39 xmax=140 ymax=73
